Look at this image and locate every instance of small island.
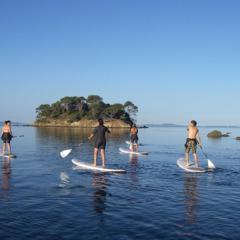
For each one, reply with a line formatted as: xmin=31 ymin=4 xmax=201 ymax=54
xmin=207 ymin=130 xmax=231 ymax=138
xmin=34 ymin=95 xmax=138 ymax=128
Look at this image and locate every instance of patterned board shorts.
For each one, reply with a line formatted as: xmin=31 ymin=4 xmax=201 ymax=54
xmin=1 ymin=133 xmax=12 ymax=143
xmin=130 ymin=134 xmax=139 ymax=144
xmin=185 ymin=139 xmax=197 ymax=154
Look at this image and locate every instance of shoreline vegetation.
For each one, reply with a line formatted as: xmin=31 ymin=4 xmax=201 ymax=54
xmin=34 ymin=95 xmax=139 ymax=128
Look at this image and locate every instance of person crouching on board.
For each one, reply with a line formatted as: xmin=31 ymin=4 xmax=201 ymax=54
xmin=185 ymin=120 xmax=202 ymax=167
xmin=130 ymin=124 xmax=139 ymax=152
xmin=1 ymin=121 xmax=13 ymax=156
xmin=88 ymin=118 xmax=111 ymax=167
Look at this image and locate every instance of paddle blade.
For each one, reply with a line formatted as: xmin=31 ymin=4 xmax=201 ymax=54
xmin=207 ymin=159 xmax=216 ymax=169
xmin=60 ymin=149 xmax=72 ymax=158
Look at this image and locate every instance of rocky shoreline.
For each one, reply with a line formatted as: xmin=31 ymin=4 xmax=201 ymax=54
xmin=33 ymin=119 xmax=132 ymax=128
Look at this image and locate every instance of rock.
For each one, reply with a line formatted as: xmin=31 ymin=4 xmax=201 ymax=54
xmin=33 ymin=119 xmax=131 ymax=128
xmin=222 ymin=133 xmax=230 ymax=137
xmin=207 ymin=130 xmax=223 ymax=138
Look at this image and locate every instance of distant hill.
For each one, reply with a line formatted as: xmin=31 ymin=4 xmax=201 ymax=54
xmin=0 ymin=121 xmax=29 ymax=127
xmin=146 ymin=123 xmax=185 ymax=128
xmin=146 ymin=123 xmax=240 ymax=128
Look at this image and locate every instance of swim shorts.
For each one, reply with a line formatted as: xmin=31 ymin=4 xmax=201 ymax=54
xmin=185 ymin=138 xmax=197 ymax=154
xmin=1 ymin=133 xmax=12 ymax=143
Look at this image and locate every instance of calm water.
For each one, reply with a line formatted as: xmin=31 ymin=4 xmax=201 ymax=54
xmin=0 ymin=126 xmax=240 ymax=240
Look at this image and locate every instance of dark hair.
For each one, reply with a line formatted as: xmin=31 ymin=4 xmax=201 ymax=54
xmin=98 ymin=118 xmax=104 ymax=125
xmin=191 ymin=120 xmax=197 ymax=126
xmin=4 ymin=121 xmax=8 ymax=125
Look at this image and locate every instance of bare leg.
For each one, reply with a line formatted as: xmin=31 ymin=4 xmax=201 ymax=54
xmin=100 ymin=149 xmax=106 ymax=167
xmin=193 ymin=153 xmax=199 ymax=168
xmin=93 ymin=148 xmax=98 ymax=167
xmin=7 ymin=143 xmax=11 ymax=155
xmin=2 ymin=143 xmax=6 ymax=155
xmin=135 ymin=144 xmax=139 ymax=152
xmin=130 ymin=143 xmax=133 ymax=151
xmin=185 ymin=152 xmax=190 ymax=166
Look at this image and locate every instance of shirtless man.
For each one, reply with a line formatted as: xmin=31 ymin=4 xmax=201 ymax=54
xmin=185 ymin=120 xmax=202 ymax=167
xmin=88 ymin=118 xmax=110 ymax=167
xmin=130 ymin=124 xmax=139 ymax=152
xmin=1 ymin=121 xmax=13 ymax=156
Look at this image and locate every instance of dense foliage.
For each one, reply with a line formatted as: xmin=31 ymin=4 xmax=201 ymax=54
xmin=36 ymin=95 xmax=138 ymax=123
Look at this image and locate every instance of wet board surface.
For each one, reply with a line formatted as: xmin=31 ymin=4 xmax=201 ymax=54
xmin=177 ymin=158 xmax=206 ymax=173
xmin=72 ymin=159 xmax=126 ymax=173
xmin=119 ymin=148 xmax=149 ymax=156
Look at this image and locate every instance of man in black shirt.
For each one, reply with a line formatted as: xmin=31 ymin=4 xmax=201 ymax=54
xmin=88 ymin=118 xmax=110 ymax=167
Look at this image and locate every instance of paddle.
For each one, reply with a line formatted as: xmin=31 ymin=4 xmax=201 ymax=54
xmin=60 ymin=142 xmax=84 ymax=158
xmin=199 ymin=146 xmax=216 ymax=169
xmin=12 ymin=135 xmax=24 ymax=138
xmin=60 ymin=149 xmax=72 ymax=158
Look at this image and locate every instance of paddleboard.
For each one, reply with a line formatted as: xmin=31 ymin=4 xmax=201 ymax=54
xmin=177 ymin=158 xmax=206 ymax=173
xmin=0 ymin=153 xmax=17 ymax=159
xmin=119 ymin=147 xmax=149 ymax=156
xmin=72 ymin=159 xmax=126 ymax=173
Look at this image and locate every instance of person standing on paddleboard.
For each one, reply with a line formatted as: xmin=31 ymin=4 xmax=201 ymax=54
xmin=88 ymin=118 xmax=110 ymax=167
xmin=1 ymin=121 xmax=13 ymax=156
xmin=185 ymin=120 xmax=202 ymax=167
xmin=129 ymin=124 xmax=139 ymax=152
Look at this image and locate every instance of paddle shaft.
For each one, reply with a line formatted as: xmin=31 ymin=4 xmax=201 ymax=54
xmin=200 ymin=146 xmax=209 ymax=159
xmin=12 ymin=135 xmax=24 ymax=138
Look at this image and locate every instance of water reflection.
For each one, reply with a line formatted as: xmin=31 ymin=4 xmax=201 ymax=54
xmin=92 ymin=173 xmax=107 ymax=214
xmin=2 ymin=159 xmax=11 ymax=190
xmin=128 ymin=154 xmax=138 ymax=185
xmin=35 ymin=127 xmax=129 ymax=144
xmin=129 ymin=154 xmax=139 ymax=166
xmin=183 ymin=174 xmax=199 ymax=224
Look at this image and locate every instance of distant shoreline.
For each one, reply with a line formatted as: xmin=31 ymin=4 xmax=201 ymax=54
xmin=2 ymin=121 xmax=239 ymax=129
xmin=145 ymin=124 xmax=240 ymax=128
xmin=9 ymin=124 xmax=240 ymax=129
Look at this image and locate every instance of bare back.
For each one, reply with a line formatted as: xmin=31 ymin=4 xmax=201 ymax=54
xmin=187 ymin=126 xmax=199 ymax=139
xmin=2 ymin=125 xmax=11 ymax=134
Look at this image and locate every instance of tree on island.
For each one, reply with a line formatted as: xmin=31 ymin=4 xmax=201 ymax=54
xmin=36 ymin=95 xmax=138 ymax=124
xmin=124 ymin=101 xmax=138 ymax=123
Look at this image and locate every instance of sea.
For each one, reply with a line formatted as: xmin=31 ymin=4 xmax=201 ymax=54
xmin=0 ymin=126 xmax=239 ymax=240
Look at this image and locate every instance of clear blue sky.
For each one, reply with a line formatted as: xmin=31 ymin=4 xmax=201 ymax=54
xmin=0 ymin=0 xmax=239 ymax=125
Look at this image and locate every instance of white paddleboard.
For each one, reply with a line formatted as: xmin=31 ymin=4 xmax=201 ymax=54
xmin=119 ymin=148 xmax=149 ymax=156
xmin=177 ymin=158 xmax=206 ymax=173
xmin=72 ymin=159 xmax=126 ymax=173
xmin=0 ymin=153 xmax=17 ymax=159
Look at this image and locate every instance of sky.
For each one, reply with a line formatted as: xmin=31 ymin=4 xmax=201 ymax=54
xmin=0 ymin=0 xmax=239 ymax=125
